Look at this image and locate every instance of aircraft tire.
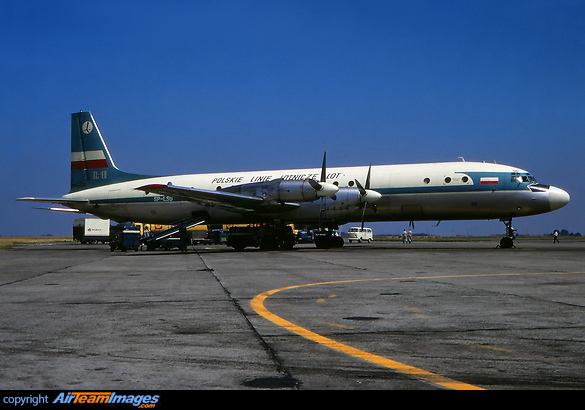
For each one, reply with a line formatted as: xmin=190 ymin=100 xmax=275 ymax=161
xmin=499 ymin=237 xmax=515 ymax=249
xmin=278 ymin=237 xmax=295 ymax=251
xmin=314 ymin=236 xmax=330 ymax=249
xmin=315 ymin=236 xmax=344 ymax=249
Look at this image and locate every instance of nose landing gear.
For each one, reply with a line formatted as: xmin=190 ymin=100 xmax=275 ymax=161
xmin=497 ymin=219 xmax=517 ymax=248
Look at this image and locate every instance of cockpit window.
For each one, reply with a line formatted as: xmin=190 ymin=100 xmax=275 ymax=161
xmin=511 ymin=172 xmax=536 ymax=183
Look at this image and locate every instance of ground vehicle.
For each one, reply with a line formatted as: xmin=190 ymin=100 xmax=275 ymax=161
xmin=295 ymin=230 xmax=314 ymax=243
xmin=347 ymin=227 xmax=373 ymax=243
xmin=73 ymin=218 xmax=111 ymax=244
xmin=109 ymin=224 xmax=141 ymax=251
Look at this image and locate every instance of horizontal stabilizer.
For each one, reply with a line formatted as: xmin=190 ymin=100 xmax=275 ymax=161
xmin=17 ymin=197 xmax=89 ymax=205
xmin=32 ymin=207 xmax=84 ymax=213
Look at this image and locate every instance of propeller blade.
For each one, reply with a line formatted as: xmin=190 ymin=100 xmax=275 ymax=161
xmin=354 ymin=179 xmax=367 ymax=196
xmin=357 ymin=162 xmax=381 ymax=229
xmin=308 ymin=178 xmax=322 ymax=191
xmin=355 ymin=177 xmax=368 ymax=229
xmin=320 ymin=150 xmax=327 ymax=182
xmin=365 ymin=163 xmax=372 ymax=189
xmin=361 ymin=203 xmax=367 ymax=230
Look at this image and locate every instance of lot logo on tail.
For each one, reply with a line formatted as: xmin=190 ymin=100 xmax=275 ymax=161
xmin=82 ymin=121 xmax=93 ymax=134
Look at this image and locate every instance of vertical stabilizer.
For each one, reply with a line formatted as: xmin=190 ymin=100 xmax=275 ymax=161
xmin=70 ymin=111 xmax=153 ymax=192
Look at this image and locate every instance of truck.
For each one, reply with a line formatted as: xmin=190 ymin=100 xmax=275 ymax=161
xmin=73 ymin=218 xmax=111 ymax=244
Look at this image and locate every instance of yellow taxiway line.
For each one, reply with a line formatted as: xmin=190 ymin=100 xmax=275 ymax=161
xmin=251 ymin=271 xmax=584 ymax=390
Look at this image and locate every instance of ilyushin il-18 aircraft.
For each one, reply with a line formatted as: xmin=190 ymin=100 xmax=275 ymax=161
xmin=18 ymin=111 xmax=570 ymax=250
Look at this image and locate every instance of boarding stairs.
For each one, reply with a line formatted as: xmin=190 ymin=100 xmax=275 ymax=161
xmin=144 ymin=216 xmax=206 ymax=248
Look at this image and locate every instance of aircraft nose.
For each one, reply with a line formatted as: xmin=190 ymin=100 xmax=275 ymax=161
xmin=549 ymin=186 xmax=570 ymax=211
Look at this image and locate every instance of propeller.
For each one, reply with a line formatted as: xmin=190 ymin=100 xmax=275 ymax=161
xmin=317 ymin=150 xmax=329 ymax=229
xmin=307 ymin=151 xmax=339 ymax=198
xmin=354 ymin=163 xmax=382 ymax=229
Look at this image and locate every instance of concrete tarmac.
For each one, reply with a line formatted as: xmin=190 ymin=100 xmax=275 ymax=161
xmin=1 ymin=239 xmax=584 ymax=390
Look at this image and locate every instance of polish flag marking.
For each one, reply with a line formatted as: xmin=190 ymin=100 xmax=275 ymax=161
xmin=480 ymin=177 xmax=499 ymax=185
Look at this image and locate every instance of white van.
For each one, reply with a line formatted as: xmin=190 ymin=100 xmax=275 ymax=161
xmin=347 ymin=227 xmax=373 ymax=243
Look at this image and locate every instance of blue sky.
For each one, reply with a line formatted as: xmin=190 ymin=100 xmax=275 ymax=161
xmin=2 ymin=0 xmax=583 ymax=236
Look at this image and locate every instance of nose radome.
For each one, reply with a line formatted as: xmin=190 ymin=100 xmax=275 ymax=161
xmin=549 ymin=186 xmax=570 ymax=211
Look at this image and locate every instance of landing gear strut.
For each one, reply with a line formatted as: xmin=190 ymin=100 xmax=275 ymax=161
xmin=497 ymin=219 xmax=517 ymax=249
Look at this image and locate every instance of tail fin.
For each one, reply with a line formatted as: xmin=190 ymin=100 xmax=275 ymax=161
xmin=70 ymin=111 xmax=153 ymax=192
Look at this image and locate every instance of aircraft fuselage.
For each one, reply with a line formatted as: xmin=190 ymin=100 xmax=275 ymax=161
xmin=62 ymin=161 xmax=568 ymax=226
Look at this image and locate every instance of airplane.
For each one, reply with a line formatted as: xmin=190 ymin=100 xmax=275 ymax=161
xmin=18 ymin=111 xmax=570 ymax=250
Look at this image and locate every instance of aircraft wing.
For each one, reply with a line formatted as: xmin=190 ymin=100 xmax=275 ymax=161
xmin=135 ymin=183 xmax=267 ymax=212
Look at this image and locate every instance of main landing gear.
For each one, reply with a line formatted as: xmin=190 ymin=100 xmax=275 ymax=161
xmin=226 ymin=225 xmax=295 ymax=251
xmin=497 ymin=219 xmax=517 ymax=249
xmin=313 ymin=226 xmax=343 ymax=249
xmin=314 ymin=228 xmax=344 ymax=249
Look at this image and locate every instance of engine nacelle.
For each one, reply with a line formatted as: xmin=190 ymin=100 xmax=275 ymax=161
xmin=221 ymin=178 xmax=339 ymax=204
xmin=270 ymin=186 xmax=382 ymax=223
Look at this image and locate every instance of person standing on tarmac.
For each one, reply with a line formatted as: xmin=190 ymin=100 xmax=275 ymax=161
xmin=553 ymin=230 xmax=560 ymax=243
xmin=140 ymin=226 xmax=153 ymax=250
xmin=179 ymin=227 xmax=190 ymax=252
